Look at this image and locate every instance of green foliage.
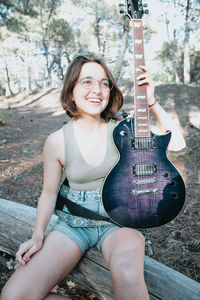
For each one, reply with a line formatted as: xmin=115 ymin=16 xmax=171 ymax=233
xmin=0 ymin=0 xmax=199 ymax=96
xmin=3 ymin=14 xmax=27 ymax=32
xmin=48 ymin=18 xmax=72 ymax=45
xmin=0 ymin=0 xmax=38 ymax=26
xmin=190 ymin=48 xmax=200 ymax=84
xmin=156 ymin=41 xmax=183 ymax=82
xmin=156 ymin=42 xmax=200 ymax=84
xmin=143 ymin=25 xmax=156 ymax=43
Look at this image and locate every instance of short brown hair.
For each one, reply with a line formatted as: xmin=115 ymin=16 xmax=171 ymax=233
xmin=60 ymin=55 xmax=123 ymax=119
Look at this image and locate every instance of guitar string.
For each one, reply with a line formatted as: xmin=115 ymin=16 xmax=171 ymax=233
xmin=133 ymin=20 xmax=156 ymax=223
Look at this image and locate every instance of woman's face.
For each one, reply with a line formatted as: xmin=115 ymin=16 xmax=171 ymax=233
xmin=72 ymin=62 xmax=110 ymax=119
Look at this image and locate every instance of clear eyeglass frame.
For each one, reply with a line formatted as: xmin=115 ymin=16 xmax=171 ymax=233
xmin=77 ymin=77 xmax=113 ymax=92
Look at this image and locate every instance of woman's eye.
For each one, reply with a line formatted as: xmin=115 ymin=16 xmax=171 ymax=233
xmin=102 ymin=80 xmax=109 ymax=87
xmin=83 ymin=79 xmax=92 ymax=85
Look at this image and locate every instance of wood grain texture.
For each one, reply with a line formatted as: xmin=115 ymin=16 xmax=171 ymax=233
xmin=1 ymin=198 xmax=199 ymax=300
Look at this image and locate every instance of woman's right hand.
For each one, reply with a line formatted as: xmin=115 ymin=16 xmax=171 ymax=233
xmin=16 ymin=234 xmax=44 ymax=266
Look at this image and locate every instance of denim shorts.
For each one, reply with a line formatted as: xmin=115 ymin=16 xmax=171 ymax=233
xmin=53 ymin=186 xmax=120 ymax=254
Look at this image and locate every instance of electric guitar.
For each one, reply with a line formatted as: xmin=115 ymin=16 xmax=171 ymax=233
xmin=102 ymin=0 xmax=185 ymax=229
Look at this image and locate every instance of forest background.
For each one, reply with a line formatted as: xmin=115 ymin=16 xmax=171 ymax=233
xmin=0 ymin=0 xmax=200 ymax=95
xmin=0 ymin=0 xmax=200 ymax=298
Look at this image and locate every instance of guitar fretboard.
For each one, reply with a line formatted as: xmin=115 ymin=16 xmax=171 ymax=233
xmin=132 ymin=19 xmax=150 ymax=138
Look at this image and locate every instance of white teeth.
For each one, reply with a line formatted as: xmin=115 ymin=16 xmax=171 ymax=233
xmin=88 ymin=99 xmax=101 ymax=103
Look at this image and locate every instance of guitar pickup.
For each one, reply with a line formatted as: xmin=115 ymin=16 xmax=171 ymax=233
xmin=132 ymin=137 xmax=155 ymax=150
xmin=132 ymin=163 xmax=157 ymax=176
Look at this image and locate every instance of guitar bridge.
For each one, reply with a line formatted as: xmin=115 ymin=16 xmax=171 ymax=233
xmin=132 ymin=189 xmax=158 ymax=196
xmin=132 ymin=137 xmax=155 ymax=150
xmin=133 ymin=178 xmax=157 ymax=185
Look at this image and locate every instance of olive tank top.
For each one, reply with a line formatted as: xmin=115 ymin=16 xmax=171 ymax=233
xmin=62 ymin=119 xmax=119 ymax=191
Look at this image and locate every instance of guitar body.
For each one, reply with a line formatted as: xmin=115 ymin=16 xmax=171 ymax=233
xmin=102 ymin=117 xmax=185 ymax=228
xmin=102 ymin=1 xmax=185 ymax=228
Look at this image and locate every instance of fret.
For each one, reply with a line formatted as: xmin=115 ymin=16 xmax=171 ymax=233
xmin=135 ymin=87 xmax=146 ymax=91
xmin=132 ymin=19 xmax=150 ymax=138
xmin=133 ymin=22 xmax=141 ymax=28
xmin=137 ymin=116 xmax=148 ymax=120
xmin=137 ymin=108 xmax=147 ymax=113
xmin=135 ymin=103 xmax=148 ymax=108
xmin=135 ymin=67 xmax=142 ymax=72
xmin=135 ymin=39 xmax=142 ymax=44
xmin=137 ymin=123 xmax=148 ymax=127
xmin=137 ymin=95 xmax=146 ymax=99
xmin=135 ymin=54 xmax=144 ymax=59
xmin=137 ymin=129 xmax=149 ymax=133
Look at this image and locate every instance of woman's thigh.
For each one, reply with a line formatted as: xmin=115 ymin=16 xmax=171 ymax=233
xmin=101 ymin=227 xmax=145 ymax=266
xmin=101 ymin=228 xmax=149 ymax=300
xmin=2 ymin=230 xmax=82 ymax=300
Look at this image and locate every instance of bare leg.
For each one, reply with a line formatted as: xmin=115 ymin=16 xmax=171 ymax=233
xmin=1 ymin=231 xmax=82 ymax=300
xmin=102 ymin=227 xmax=150 ymax=300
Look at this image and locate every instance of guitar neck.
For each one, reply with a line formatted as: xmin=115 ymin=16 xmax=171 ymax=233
xmin=132 ymin=19 xmax=150 ymax=138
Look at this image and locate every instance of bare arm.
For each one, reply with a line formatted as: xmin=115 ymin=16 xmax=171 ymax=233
xmin=149 ymin=101 xmax=186 ymax=151
xmin=33 ymin=135 xmax=63 ymax=234
xmin=16 ymin=130 xmax=64 ymax=265
xmin=137 ymin=66 xmax=186 ymax=152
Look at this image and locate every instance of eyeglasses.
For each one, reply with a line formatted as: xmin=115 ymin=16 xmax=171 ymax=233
xmin=77 ymin=77 xmax=113 ymax=92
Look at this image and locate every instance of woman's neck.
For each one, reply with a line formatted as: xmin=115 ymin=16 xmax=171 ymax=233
xmin=73 ymin=115 xmax=106 ymax=131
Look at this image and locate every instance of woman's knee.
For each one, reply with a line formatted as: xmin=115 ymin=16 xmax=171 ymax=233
xmin=1 ymin=289 xmax=45 ymax=300
xmin=110 ymin=251 xmax=145 ymax=284
xmin=1 ymin=269 xmax=49 ymax=300
xmin=108 ymin=229 xmax=146 ymax=283
xmin=1 ymin=284 xmax=27 ymax=300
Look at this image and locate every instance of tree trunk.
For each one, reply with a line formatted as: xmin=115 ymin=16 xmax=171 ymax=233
xmin=43 ymin=40 xmax=52 ymax=87
xmin=27 ymin=65 xmax=32 ymax=91
xmin=183 ymin=0 xmax=191 ymax=84
xmin=4 ymin=59 xmax=14 ymax=95
xmin=96 ymin=16 xmax=101 ymax=54
xmin=114 ymin=17 xmax=130 ymax=82
xmin=164 ymin=10 xmax=180 ymax=83
xmin=172 ymin=29 xmax=180 ymax=83
xmin=1 ymin=198 xmax=200 ymax=300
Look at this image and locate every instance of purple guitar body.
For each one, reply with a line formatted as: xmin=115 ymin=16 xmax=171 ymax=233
xmin=102 ymin=117 xmax=185 ymax=228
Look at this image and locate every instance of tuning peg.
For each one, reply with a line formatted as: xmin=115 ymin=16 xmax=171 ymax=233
xmin=119 ymin=3 xmax=125 ymax=7
xmin=144 ymin=9 xmax=149 ymax=14
xmin=143 ymin=4 xmax=148 ymax=7
xmin=119 ymin=8 xmax=125 ymax=14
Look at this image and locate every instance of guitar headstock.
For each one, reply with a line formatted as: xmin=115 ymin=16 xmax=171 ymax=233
xmin=123 ymin=0 xmax=148 ymax=20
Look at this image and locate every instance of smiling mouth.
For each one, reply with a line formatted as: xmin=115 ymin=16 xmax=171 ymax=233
xmin=87 ymin=98 xmax=102 ymax=103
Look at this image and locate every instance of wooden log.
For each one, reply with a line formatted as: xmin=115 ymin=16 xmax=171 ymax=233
xmin=0 ymin=198 xmax=200 ymax=300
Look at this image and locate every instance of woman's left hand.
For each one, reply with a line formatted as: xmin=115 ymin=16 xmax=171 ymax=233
xmin=136 ymin=65 xmax=156 ymax=107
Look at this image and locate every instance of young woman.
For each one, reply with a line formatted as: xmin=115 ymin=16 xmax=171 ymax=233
xmin=1 ymin=55 xmax=185 ymax=300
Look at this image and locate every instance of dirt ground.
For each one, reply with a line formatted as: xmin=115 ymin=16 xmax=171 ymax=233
xmin=0 ymin=83 xmax=200 ymax=298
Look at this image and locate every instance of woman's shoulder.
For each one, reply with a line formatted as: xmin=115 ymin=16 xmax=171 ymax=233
xmin=46 ymin=120 xmax=72 ymax=143
xmin=44 ymin=127 xmax=65 ymax=150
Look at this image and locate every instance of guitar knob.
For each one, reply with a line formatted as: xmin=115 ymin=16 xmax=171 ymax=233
xmin=163 ymin=172 xmax=170 ymax=178
xmin=170 ymin=192 xmax=178 ymax=200
xmin=169 ymin=180 xmax=176 ymax=187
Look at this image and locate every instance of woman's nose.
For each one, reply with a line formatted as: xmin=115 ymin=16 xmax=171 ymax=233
xmin=91 ymin=81 xmax=101 ymax=93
